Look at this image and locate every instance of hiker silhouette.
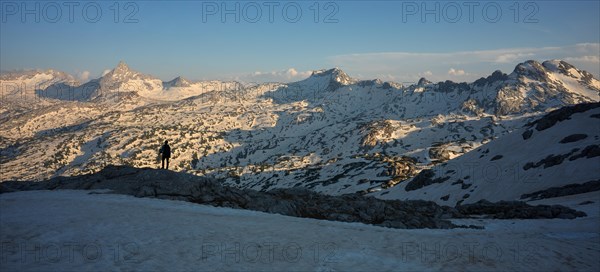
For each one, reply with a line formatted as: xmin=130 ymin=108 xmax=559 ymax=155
xmin=159 ymin=141 xmax=171 ymax=169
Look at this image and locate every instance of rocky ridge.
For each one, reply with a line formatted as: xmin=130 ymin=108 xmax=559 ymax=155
xmin=0 ymin=165 xmax=587 ymax=229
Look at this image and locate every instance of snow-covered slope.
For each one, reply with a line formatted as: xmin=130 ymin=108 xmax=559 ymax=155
xmin=71 ymin=61 xmax=242 ymax=103
xmin=0 ymin=69 xmax=78 ymax=97
xmin=373 ymin=103 xmax=600 ymax=205
xmin=1 ymin=60 xmax=598 ymax=199
xmin=0 ymin=69 xmax=78 ymax=112
xmin=1 ymin=189 xmax=598 ymax=271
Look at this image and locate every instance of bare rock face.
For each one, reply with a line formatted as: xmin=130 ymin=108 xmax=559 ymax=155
xmin=360 ymin=120 xmax=396 ymax=147
xmin=309 ymin=68 xmax=357 ymax=92
xmin=520 ymin=180 xmax=600 ymax=201
xmin=525 ymin=102 xmax=600 ymax=131
xmin=542 ymin=60 xmax=600 ymax=92
xmin=363 ymin=154 xmax=418 ymax=188
xmin=512 ymin=60 xmax=549 ymax=82
xmin=559 ymin=134 xmax=588 ymax=143
xmin=0 ymin=165 xmax=458 ymax=229
xmin=163 ymin=76 xmax=192 ymax=89
xmin=405 ymin=169 xmax=450 ymax=191
xmin=417 ymin=77 xmax=432 ymax=86
xmin=1 ymin=165 xmax=586 ymax=229
xmin=473 ymin=70 xmax=509 ymax=87
xmin=456 ymin=200 xmax=586 ymax=219
xmin=428 ymin=141 xmax=464 ymax=164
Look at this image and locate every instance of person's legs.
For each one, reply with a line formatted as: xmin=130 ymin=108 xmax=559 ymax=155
xmin=166 ymin=157 xmax=169 ymax=169
xmin=161 ymin=157 xmax=165 ymax=169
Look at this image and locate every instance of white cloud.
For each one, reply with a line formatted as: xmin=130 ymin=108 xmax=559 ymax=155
xmin=102 ymin=69 xmax=111 ymax=76
xmin=286 ymin=68 xmax=299 ymax=77
xmin=328 ymin=43 xmax=600 ymax=82
xmin=563 ymin=55 xmax=600 ymax=63
xmin=494 ymin=53 xmax=536 ymax=63
xmin=448 ymin=68 xmax=466 ymax=76
xmin=77 ymin=70 xmax=91 ymax=82
xmin=235 ymin=68 xmax=312 ymax=83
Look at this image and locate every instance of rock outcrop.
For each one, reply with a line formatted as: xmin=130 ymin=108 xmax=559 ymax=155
xmin=1 ymin=165 xmax=586 ymax=230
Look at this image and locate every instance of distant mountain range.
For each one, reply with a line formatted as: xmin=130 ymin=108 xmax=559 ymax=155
xmin=0 ymin=59 xmax=598 ymax=205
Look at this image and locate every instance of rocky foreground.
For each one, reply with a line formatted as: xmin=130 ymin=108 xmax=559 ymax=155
xmin=0 ymin=165 xmax=586 ymax=229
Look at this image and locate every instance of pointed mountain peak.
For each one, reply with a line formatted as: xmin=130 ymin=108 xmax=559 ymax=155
xmin=97 ymin=61 xmax=154 ymax=91
xmin=113 ymin=61 xmax=130 ymax=73
xmin=513 ymin=60 xmax=545 ymax=74
xmin=512 ymin=59 xmax=597 ymax=83
xmin=473 ymin=70 xmax=508 ymax=86
xmin=309 ymin=67 xmax=356 ymax=86
xmin=102 ymin=61 xmax=137 ymax=81
xmin=164 ymin=76 xmax=191 ymax=88
xmin=512 ymin=60 xmax=549 ymax=81
xmin=311 ymin=67 xmax=345 ymax=77
xmin=417 ymin=77 xmax=432 ymax=86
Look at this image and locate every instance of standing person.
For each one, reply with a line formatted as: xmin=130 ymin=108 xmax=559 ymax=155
xmin=159 ymin=140 xmax=171 ymax=169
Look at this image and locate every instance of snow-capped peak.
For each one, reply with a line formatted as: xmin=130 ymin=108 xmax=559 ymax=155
xmin=541 ymin=59 xmax=566 ymax=71
xmin=309 ymin=67 xmax=356 ymax=85
xmin=512 ymin=60 xmax=546 ymax=77
xmin=103 ymin=61 xmax=134 ymax=79
xmin=310 ymin=67 xmax=343 ymax=76
xmin=541 ymin=59 xmax=593 ymax=81
xmin=163 ymin=76 xmax=192 ymax=88
xmin=115 ymin=60 xmax=129 ymax=72
xmin=98 ymin=61 xmax=159 ymax=86
xmin=0 ymin=69 xmax=76 ymax=83
xmin=510 ymin=59 xmax=592 ymax=82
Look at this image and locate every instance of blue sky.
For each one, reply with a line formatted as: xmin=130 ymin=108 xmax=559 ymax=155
xmin=1 ymin=1 xmax=599 ymax=83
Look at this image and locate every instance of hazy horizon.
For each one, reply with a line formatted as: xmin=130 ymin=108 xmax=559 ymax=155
xmin=2 ymin=1 xmax=599 ymax=83
xmin=1 ymin=56 xmax=598 ymax=86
